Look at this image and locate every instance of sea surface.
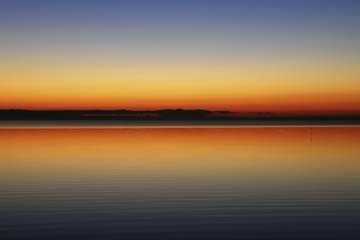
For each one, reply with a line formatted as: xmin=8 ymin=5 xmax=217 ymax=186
xmin=0 ymin=124 xmax=360 ymax=239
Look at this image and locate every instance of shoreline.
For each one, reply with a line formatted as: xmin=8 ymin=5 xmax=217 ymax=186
xmin=1 ymin=120 xmax=360 ymax=128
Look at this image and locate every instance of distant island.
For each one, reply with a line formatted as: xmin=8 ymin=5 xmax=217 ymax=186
xmin=1 ymin=109 xmax=360 ymax=123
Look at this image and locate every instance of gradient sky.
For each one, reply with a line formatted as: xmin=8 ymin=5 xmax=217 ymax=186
xmin=1 ymin=0 xmax=360 ymax=112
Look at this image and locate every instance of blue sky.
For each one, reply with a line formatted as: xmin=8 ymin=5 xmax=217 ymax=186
xmin=1 ymin=0 xmax=360 ymax=111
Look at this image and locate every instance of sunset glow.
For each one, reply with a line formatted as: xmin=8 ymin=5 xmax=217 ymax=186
xmin=1 ymin=0 xmax=360 ymax=113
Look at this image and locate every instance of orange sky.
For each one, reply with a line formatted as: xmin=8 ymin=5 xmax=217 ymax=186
xmin=1 ymin=1 xmax=360 ymax=113
xmin=1 ymin=62 xmax=360 ymax=113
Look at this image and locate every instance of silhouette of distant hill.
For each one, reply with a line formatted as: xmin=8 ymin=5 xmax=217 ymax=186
xmin=0 ymin=109 xmax=215 ymax=120
xmin=1 ymin=109 xmax=360 ymax=122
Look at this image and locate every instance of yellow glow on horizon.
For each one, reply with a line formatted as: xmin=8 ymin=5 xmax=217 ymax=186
xmin=1 ymin=60 xmax=360 ymax=111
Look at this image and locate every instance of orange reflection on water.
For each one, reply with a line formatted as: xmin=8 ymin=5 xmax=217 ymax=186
xmin=0 ymin=127 xmax=359 ymax=184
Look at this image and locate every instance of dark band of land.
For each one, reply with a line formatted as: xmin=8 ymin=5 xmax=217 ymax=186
xmin=1 ymin=109 xmax=360 ymax=123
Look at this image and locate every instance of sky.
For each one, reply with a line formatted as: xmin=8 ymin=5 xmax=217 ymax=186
xmin=1 ymin=0 xmax=360 ymax=113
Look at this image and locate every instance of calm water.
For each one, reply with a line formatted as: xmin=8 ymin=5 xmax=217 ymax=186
xmin=0 ymin=126 xmax=360 ymax=239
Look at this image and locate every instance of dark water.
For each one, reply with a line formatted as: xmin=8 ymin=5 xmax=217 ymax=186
xmin=1 ymin=126 xmax=360 ymax=239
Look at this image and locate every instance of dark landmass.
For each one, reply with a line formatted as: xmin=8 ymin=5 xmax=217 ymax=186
xmin=1 ymin=109 xmax=360 ymax=123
